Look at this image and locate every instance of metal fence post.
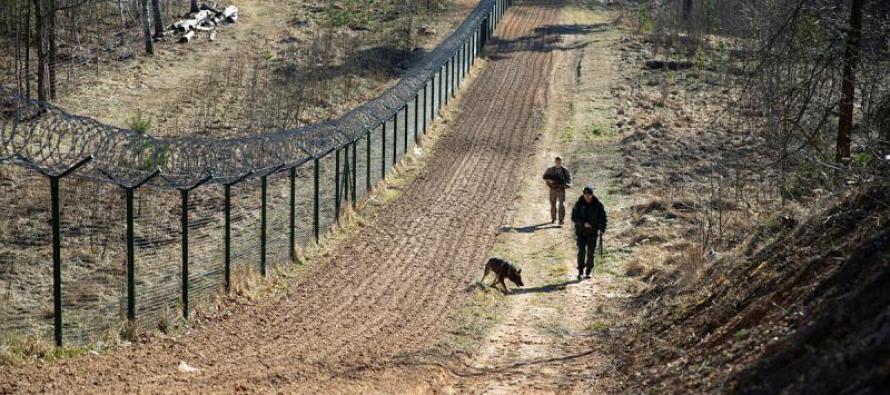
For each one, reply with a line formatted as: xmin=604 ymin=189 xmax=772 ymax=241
xmin=445 ymin=62 xmax=450 ymax=106
xmin=289 ymin=167 xmax=296 ymax=262
xmin=414 ymin=94 xmax=419 ymax=144
xmin=460 ymin=42 xmax=465 ymax=82
xmin=223 ymin=171 xmax=252 ymax=293
xmin=50 ymin=177 xmax=62 ymax=346
xmin=120 ymin=170 xmax=159 ymax=323
xmin=335 ymin=148 xmax=341 ymax=224
xmin=473 ymin=29 xmax=478 ymax=64
xmin=381 ymin=122 xmax=387 ymax=179
xmin=452 ymin=55 xmax=457 ymax=97
xmin=260 ymin=174 xmax=268 ymax=276
xmin=351 ymin=141 xmax=357 ymax=205
xmin=432 ymin=74 xmax=438 ymax=120
xmin=465 ymin=39 xmax=470 ymax=75
xmin=34 ymin=155 xmax=92 ymax=348
xmin=392 ymin=113 xmax=398 ymax=165
xmin=179 ymin=189 xmax=188 ymax=319
xmin=423 ymin=83 xmax=428 ymax=133
xmin=366 ymin=129 xmax=372 ymax=191
xmin=178 ymin=174 xmax=211 ymax=320
xmin=224 ymin=184 xmax=232 ymax=291
xmin=403 ymin=104 xmax=409 ymax=154
xmin=313 ymin=157 xmax=320 ymax=243
xmin=436 ymin=64 xmax=448 ymax=110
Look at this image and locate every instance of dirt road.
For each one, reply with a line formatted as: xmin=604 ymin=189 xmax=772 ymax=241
xmin=0 ymin=1 xmax=570 ymax=393
xmin=444 ymin=4 xmax=636 ymax=393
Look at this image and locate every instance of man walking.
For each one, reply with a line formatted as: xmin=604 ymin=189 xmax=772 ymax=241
xmin=571 ymin=185 xmax=607 ymax=280
xmin=542 ymin=157 xmax=571 ymax=224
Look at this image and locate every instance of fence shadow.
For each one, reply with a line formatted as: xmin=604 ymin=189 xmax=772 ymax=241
xmin=487 ymin=22 xmax=610 ymax=59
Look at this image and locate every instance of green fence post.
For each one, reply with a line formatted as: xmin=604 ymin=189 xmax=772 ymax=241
xmin=432 ymin=74 xmax=438 ymax=121
xmin=414 ymin=94 xmax=419 ymax=144
xmin=382 ymin=122 xmax=387 ymax=179
xmin=452 ymin=55 xmax=457 ymax=97
xmin=122 ymin=170 xmax=158 ymax=323
xmin=392 ymin=113 xmax=398 ymax=165
xmin=403 ymin=104 xmax=409 ymax=154
xmin=366 ymin=129 xmax=372 ymax=192
xmin=441 ymin=65 xmax=445 ymax=109
xmin=335 ymin=148 xmax=341 ymax=224
xmin=351 ymin=141 xmax=357 ymax=205
xmin=178 ymin=175 xmax=211 ymax=320
xmin=260 ymin=174 xmax=267 ymax=276
xmin=49 ymin=177 xmax=62 ymax=347
xmin=222 ymin=171 xmax=251 ymax=293
xmin=459 ymin=42 xmax=463 ymax=83
xmin=224 ymin=184 xmax=232 ymax=291
xmin=42 ymin=156 xmax=92 ymax=347
xmin=179 ymin=189 xmax=189 ymax=319
xmin=289 ymin=167 xmax=296 ymax=262
xmin=313 ymin=157 xmax=320 ymax=243
xmin=445 ymin=62 xmax=450 ymax=106
xmin=125 ymin=187 xmax=135 ymax=321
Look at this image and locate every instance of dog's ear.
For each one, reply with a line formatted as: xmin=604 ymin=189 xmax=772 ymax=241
xmin=517 ymin=268 xmax=522 ymax=273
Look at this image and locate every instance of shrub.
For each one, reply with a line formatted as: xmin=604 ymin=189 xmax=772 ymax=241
xmin=126 ymin=110 xmax=152 ymax=133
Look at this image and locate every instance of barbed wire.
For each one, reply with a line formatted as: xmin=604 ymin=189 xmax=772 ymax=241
xmin=1 ymin=0 xmax=496 ymax=188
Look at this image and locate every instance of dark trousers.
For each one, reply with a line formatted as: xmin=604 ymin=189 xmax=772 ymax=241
xmin=577 ymin=235 xmax=598 ymax=275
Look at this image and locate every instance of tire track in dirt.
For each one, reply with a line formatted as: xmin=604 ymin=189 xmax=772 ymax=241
xmin=0 ymin=1 xmax=566 ymax=393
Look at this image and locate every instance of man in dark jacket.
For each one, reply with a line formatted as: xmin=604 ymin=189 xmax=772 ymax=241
xmin=542 ymin=157 xmax=571 ymax=224
xmin=571 ymin=185 xmax=607 ymax=280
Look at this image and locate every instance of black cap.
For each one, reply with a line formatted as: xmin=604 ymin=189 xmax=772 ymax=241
xmin=583 ymin=185 xmax=594 ymax=194
xmin=555 ymin=156 xmax=562 ymax=161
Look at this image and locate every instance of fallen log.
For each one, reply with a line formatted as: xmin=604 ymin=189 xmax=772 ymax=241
xmin=173 ymin=18 xmax=198 ymax=32
xmin=200 ymin=2 xmax=221 ymax=14
xmin=172 ymin=10 xmax=213 ymax=31
xmin=172 ymin=4 xmax=238 ymax=43
xmin=223 ymin=6 xmax=238 ymax=23
xmin=179 ymin=31 xmax=195 ymax=43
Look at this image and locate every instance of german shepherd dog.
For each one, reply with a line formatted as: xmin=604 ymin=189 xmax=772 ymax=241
xmin=481 ymin=257 xmax=524 ymax=293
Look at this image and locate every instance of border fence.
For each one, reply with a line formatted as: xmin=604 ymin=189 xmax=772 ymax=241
xmin=0 ymin=0 xmax=513 ymax=347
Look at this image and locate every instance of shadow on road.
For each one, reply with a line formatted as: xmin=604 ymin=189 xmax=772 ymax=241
xmin=511 ymin=279 xmax=580 ymax=295
xmin=498 ymin=222 xmax=559 ymax=233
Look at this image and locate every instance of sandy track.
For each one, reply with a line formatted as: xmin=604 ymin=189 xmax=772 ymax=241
xmin=0 ymin=1 xmax=565 ymax=392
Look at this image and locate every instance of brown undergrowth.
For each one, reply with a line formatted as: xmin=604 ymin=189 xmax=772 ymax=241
xmin=610 ymin=15 xmax=890 ymax=395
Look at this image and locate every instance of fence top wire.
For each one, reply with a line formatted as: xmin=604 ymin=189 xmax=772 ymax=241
xmin=0 ymin=0 xmax=497 ymax=189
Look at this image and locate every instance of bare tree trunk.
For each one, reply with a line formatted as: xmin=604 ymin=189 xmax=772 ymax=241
xmin=118 ymin=0 xmax=126 ymax=30
xmin=32 ymin=0 xmax=48 ymax=102
xmin=25 ymin=0 xmax=32 ymax=98
xmin=15 ymin=0 xmax=22 ymax=95
xmin=152 ymin=0 xmax=163 ymax=37
xmin=836 ymin=0 xmax=865 ymax=163
xmin=190 ymin=0 xmax=198 ymax=13
xmin=682 ymin=0 xmax=693 ymax=20
xmin=48 ymin=0 xmax=57 ymax=99
xmin=141 ymin=0 xmax=154 ymax=54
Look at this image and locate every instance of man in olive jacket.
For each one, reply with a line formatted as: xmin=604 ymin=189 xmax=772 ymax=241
xmin=571 ymin=185 xmax=607 ymax=280
xmin=542 ymin=157 xmax=571 ymax=224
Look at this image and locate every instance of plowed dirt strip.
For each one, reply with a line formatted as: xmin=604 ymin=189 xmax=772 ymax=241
xmin=0 ymin=1 xmax=565 ymax=393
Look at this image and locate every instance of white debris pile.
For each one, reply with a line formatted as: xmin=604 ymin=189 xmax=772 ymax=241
xmin=166 ymin=3 xmax=239 ymax=43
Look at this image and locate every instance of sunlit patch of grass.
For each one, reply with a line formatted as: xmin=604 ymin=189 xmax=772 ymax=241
xmin=444 ymin=288 xmax=503 ymax=352
xmin=0 ymin=334 xmax=90 ymax=366
xmin=585 ymin=320 xmax=609 ymax=332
